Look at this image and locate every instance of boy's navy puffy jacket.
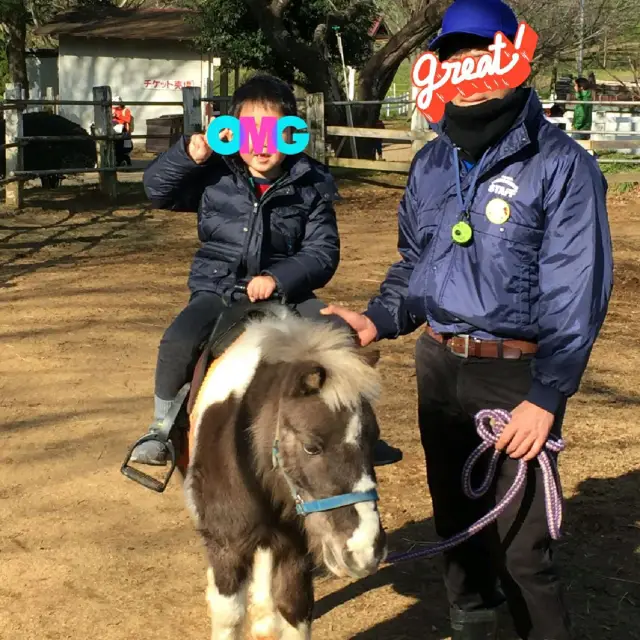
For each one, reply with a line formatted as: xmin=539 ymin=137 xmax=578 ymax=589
xmin=365 ymin=90 xmax=614 ymax=414
xmin=143 ymin=136 xmax=340 ymax=300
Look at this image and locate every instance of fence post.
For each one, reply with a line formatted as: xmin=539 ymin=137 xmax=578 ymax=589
xmin=306 ymin=93 xmax=325 ymax=164
xmin=219 ymin=70 xmax=229 ymax=115
xmin=93 ymin=85 xmax=117 ymax=201
xmin=45 ymin=87 xmax=56 ymax=114
xmin=4 ymin=83 xmax=24 ymax=209
xmin=183 ymin=86 xmax=202 ymax=135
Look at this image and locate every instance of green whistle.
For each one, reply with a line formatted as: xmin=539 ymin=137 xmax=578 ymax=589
xmin=452 ymin=221 xmax=473 ymax=244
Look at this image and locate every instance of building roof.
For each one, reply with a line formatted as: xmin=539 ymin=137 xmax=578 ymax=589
xmin=369 ymin=16 xmax=390 ymax=39
xmin=35 ymin=7 xmax=198 ymax=41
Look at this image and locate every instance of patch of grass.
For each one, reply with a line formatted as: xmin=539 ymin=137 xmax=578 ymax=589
xmin=597 ymin=151 xmax=640 ymax=175
xmin=609 ymin=182 xmax=639 ymax=194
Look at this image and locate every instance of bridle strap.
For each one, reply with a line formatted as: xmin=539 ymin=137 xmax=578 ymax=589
xmin=271 ymin=405 xmax=379 ymax=517
xmin=296 ymin=489 xmax=380 ymax=515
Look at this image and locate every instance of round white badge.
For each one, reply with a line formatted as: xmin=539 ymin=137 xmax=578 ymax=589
xmin=485 ymin=198 xmax=511 ymax=225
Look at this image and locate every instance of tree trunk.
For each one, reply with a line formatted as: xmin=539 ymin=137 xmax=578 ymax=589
xmin=337 ymin=2 xmax=444 ymax=158
xmin=242 ymin=0 xmax=444 ymax=158
xmin=5 ymin=15 xmax=29 ymax=99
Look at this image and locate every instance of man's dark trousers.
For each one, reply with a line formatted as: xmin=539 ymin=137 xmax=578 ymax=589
xmin=415 ymin=332 xmax=572 ymax=640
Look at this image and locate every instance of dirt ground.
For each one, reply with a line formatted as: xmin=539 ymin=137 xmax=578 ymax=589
xmin=1 ymin=175 xmax=639 ymax=640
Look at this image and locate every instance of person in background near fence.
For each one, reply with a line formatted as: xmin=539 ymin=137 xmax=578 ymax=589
xmin=321 ymin=1 xmax=613 ymax=639
xmin=128 ymin=73 xmax=403 ymax=468
xmin=112 ymin=95 xmax=133 ymax=166
xmin=571 ymin=77 xmax=593 ymax=141
xmin=112 ymin=95 xmax=133 ymax=133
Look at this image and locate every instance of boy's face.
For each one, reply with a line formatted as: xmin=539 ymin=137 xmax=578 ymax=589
xmin=444 ymin=47 xmax=515 ymax=107
xmin=237 ymin=101 xmax=289 ymax=179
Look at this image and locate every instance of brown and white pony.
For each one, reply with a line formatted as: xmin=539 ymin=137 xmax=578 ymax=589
xmin=182 ymin=304 xmax=387 ymax=639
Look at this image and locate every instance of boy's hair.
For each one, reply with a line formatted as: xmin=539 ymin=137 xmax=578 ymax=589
xmin=575 ymin=77 xmax=590 ymax=90
xmin=230 ymin=73 xmax=298 ymax=118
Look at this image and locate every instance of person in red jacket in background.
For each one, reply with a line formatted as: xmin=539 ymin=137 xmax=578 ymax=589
xmin=112 ymin=95 xmax=133 ymax=166
xmin=112 ymin=95 xmax=133 ymax=132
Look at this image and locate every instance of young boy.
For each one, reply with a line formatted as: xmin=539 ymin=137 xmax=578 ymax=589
xmin=129 ymin=73 xmax=402 ymax=467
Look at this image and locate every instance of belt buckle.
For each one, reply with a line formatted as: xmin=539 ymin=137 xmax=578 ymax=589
xmin=452 ymin=334 xmax=470 ymax=358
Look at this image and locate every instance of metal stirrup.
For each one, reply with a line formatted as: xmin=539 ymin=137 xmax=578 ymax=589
xmin=120 ymin=382 xmax=191 ymax=493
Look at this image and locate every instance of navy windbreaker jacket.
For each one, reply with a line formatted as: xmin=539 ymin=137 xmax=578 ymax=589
xmin=365 ymin=90 xmax=614 ymax=414
xmin=143 ymin=136 xmax=340 ymax=300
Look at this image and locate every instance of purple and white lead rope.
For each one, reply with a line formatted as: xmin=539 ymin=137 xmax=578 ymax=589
xmin=384 ymin=408 xmax=565 ymax=565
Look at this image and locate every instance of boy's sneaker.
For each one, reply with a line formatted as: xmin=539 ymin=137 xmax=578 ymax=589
xmin=373 ymin=439 xmax=403 ymax=466
xmin=128 ymin=422 xmax=168 ymax=466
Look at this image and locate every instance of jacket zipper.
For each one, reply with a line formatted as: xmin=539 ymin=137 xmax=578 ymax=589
xmin=238 ymin=169 xmax=303 ymax=275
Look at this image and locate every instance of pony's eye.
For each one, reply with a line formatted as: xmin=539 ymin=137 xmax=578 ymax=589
xmin=303 ymin=444 xmax=323 ymax=456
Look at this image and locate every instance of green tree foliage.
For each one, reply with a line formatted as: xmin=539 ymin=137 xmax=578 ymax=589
xmin=185 ymin=0 xmax=376 ymax=89
xmin=180 ymin=0 xmax=447 ymax=156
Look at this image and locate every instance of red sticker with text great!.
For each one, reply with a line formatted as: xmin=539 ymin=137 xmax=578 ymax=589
xmin=411 ymin=22 xmax=539 ymax=123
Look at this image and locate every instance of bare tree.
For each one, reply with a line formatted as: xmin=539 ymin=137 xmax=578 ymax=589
xmin=377 ymin=0 xmax=639 ymax=74
xmin=510 ymin=0 xmax=639 ymax=69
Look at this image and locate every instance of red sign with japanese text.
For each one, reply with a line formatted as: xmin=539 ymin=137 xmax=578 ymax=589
xmin=144 ymin=80 xmax=195 ymax=90
xmin=411 ymin=22 xmax=538 ymax=123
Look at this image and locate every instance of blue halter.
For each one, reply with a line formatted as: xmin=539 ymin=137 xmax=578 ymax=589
xmin=271 ymin=419 xmax=379 ymax=516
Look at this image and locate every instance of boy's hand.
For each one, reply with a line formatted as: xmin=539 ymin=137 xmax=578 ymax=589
xmin=320 ymin=305 xmax=378 ymax=346
xmin=247 ymin=275 xmax=277 ymax=302
xmin=188 ymin=123 xmax=233 ymax=164
xmin=188 ymin=133 xmax=213 ymax=164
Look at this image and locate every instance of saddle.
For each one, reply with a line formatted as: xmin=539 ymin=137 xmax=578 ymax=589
xmin=186 ymin=298 xmax=287 ymax=415
xmin=121 ymin=283 xmax=293 ymax=492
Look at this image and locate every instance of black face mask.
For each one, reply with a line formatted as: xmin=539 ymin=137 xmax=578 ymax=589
xmin=443 ymin=87 xmax=530 ymax=162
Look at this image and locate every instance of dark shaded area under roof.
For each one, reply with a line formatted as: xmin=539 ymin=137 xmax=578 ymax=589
xmin=35 ymin=7 xmax=198 ymax=41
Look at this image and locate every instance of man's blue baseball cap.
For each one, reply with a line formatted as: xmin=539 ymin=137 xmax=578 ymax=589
xmin=429 ymin=0 xmax=519 ymax=51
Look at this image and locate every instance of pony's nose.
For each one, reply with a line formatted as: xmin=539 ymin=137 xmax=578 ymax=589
xmin=375 ymin=527 xmax=388 ymax=560
xmin=343 ymin=527 xmax=387 ymax=576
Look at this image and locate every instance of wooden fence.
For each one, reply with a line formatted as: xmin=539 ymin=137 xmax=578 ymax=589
xmin=304 ymin=93 xmax=640 ymax=174
xmin=3 ymin=85 xmax=640 ymax=210
xmin=0 ymin=82 xmax=208 ymax=209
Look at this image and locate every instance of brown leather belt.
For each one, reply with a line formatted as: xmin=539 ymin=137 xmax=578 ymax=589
xmin=425 ymin=326 xmax=537 ymax=359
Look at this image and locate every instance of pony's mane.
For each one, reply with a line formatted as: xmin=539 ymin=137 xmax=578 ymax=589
xmin=242 ymin=306 xmax=380 ymax=411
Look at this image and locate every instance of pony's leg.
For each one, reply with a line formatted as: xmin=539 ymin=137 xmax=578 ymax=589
xmin=206 ymin=564 xmax=248 ymax=640
xmin=271 ymin=550 xmax=314 ymax=640
xmin=247 ymin=547 xmax=278 ymax=640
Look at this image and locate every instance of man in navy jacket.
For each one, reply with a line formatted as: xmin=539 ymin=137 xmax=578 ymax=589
xmin=323 ymin=1 xmax=613 ymax=638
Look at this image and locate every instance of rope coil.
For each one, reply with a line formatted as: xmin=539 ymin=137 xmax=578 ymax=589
xmin=384 ymin=408 xmax=565 ymax=565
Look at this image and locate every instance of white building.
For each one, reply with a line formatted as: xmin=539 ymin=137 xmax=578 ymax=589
xmin=25 ymin=49 xmax=59 ymax=103
xmin=36 ymin=6 xmax=225 ymax=139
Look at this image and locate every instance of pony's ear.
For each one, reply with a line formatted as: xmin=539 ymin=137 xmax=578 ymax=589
xmin=295 ymin=364 xmax=327 ymax=396
xmin=360 ymin=347 xmax=381 ymax=368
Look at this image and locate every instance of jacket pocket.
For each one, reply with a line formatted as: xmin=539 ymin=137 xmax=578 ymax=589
xmin=191 ymin=255 xmax=232 ymax=283
xmin=436 ymin=209 xmax=542 ymax=330
xmin=470 ymin=210 xmax=542 ymax=326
